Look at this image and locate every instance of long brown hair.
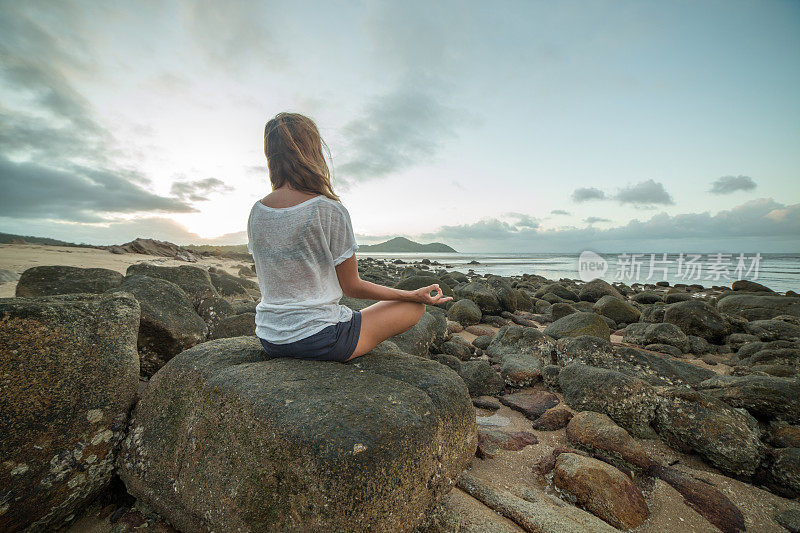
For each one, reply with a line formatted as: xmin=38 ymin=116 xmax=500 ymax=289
xmin=264 ymin=112 xmax=340 ymax=201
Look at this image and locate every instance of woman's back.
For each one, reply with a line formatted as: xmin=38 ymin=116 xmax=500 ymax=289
xmin=247 ymin=194 xmax=359 ymax=344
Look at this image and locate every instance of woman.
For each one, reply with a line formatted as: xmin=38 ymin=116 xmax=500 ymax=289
xmin=248 ymin=112 xmax=452 ymax=363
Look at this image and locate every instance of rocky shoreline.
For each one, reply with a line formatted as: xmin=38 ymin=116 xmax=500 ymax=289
xmin=1 ymin=252 xmax=799 ymax=532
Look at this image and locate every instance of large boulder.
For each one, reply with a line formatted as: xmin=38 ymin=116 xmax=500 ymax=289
xmin=447 ymin=298 xmax=482 ymax=326
xmin=486 ymin=325 xmax=555 ymax=386
xmin=578 ymin=279 xmax=623 ymax=303
xmin=534 ymin=283 xmax=579 ymax=302
xmin=0 ymin=293 xmax=140 ymax=531
xmin=15 ymin=265 xmax=123 ymax=297
xmin=453 ymin=281 xmax=501 ymax=314
xmin=543 ymin=312 xmax=610 ymax=341
xmin=663 ymin=300 xmax=729 ymax=343
xmin=391 ymin=308 xmax=448 ymax=356
xmin=695 ymin=374 xmax=800 ymax=424
xmin=593 ymin=295 xmax=640 ymax=325
xmin=732 ymin=280 xmax=774 ymax=292
xmin=717 ymin=294 xmax=800 ymax=321
xmin=747 ymin=319 xmax=800 ymax=342
xmin=653 ymin=387 xmax=764 ymax=477
xmin=485 ymin=275 xmax=519 ymax=313
xmin=553 ymin=452 xmax=649 ymax=529
xmin=106 ymin=275 xmax=208 ymax=361
xmin=458 ymin=360 xmax=504 ymax=397
xmin=126 ymin=263 xmax=220 ymax=307
xmin=558 ymin=363 xmax=658 ymax=438
xmin=578 ymin=345 xmax=716 ymax=387
xmin=623 ymin=322 xmax=690 ymax=353
xmin=117 ymin=337 xmax=476 ymax=532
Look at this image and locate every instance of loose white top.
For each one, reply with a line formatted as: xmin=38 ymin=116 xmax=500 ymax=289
xmin=246 ymin=195 xmax=359 ymax=344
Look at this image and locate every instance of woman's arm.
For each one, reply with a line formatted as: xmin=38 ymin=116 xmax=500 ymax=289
xmin=334 ymin=254 xmax=451 ymax=304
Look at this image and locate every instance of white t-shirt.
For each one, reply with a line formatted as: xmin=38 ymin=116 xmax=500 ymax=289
xmin=246 ymin=195 xmax=359 ymax=344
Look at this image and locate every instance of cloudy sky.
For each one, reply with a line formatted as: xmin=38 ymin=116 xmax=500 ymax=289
xmin=1 ymin=0 xmax=798 ymax=252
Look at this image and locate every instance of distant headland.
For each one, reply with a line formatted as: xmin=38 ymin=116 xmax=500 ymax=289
xmin=358 ymin=236 xmax=457 ymax=253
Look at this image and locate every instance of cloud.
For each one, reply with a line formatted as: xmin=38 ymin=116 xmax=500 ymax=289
xmin=584 ymin=216 xmax=611 ymax=224
xmin=417 ymin=198 xmax=800 ymax=252
xmin=0 ymin=158 xmax=195 ymax=223
xmin=615 ymin=179 xmax=674 ymax=206
xmin=170 ymin=177 xmax=234 ymax=202
xmin=571 ymin=187 xmax=606 ymax=202
xmin=709 ymin=175 xmax=757 ymax=194
xmin=502 ymin=212 xmax=540 ymax=229
xmin=551 ymin=209 xmax=571 ymax=215
xmin=337 ymin=84 xmax=464 ymax=182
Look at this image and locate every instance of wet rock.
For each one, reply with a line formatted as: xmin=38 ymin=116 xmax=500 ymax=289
xmin=664 ymin=300 xmax=729 ymax=343
xmin=464 ymin=324 xmax=495 ymax=337
xmin=576 ymin=345 xmax=716 ymax=387
xmin=447 ymin=298 xmax=481 ymax=326
xmin=653 ymin=387 xmax=764 ymax=476
xmin=645 ymin=343 xmax=683 ymax=357
xmin=392 ymin=309 xmax=448 ymax=357
xmin=774 ymin=508 xmax=800 ymax=533
xmin=717 ymin=294 xmax=800 ymax=321
xmin=118 ymin=337 xmax=476 ymax=532
xmin=532 ymin=405 xmax=574 ymax=430
xmin=471 ymin=334 xmax=493 ymax=350
xmin=486 ymin=325 xmax=555 ymax=386
xmin=430 ymin=353 xmax=462 ymax=372
xmin=486 ymin=275 xmax=519 ymax=313
xmin=768 ymin=422 xmax=800 ymax=448
xmin=550 ymin=302 xmax=577 ymax=320
xmin=106 ymin=275 xmax=207 ymax=361
xmin=559 ymin=364 xmax=658 ymax=438
xmin=593 ymin=295 xmax=640 ymax=325
xmin=578 ymin=279 xmax=623 ymax=303
xmin=458 ymin=360 xmax=504 ymax=397
xmin=477 ymin=429 xmax=538 ymax=459
xmin=535 ymin=283 xmax=579 ymax=302
xmin=15 ymin=265 xmax=123 ymax=297
xmin=543 ymin=312 xmax=610 ymax=341
xmin=766 ymin=447 xmax=800 ymax=497
xmin=499 ymin=389 xmax=560 ymax=419
xmin=665 ymin=292 xmax=692 ymax=304
xmin=473 ymin=396 xmax=503 ymax=410
xmin=732 ymin=280 xmax=774 ymax=292
xmin=640 ymin=304 xmax=667 ymax=323
xmin=631 ymin=291 xmax=663 ymax=304
xmin=565 ymin=411 xmax=656 ymax=472
xmin=454 ymin=281 xmax=502 ymax=314
xmin=440 ymin=336 xmax=475 ymax=361
xmin=0 ymin=293 xmax=139 ymax=531
xmin=456 ymin=471 xmax=618 ymax=533
xmin=696 ymin=374 xmax=800 ymax=423
xmin=553 ymin=452 xmax=649 ymax=529
xmin=126 ymin=263 xmax=220 ymax=307
xmin=566 ymin=413 xmax=745 ymax=532
xmin=747 ymin=319 xmax=800 ymax=342
xmin=554 ymin=335 xmax=614 ymax=367
xmin=688 ymin=335 xmax=712 ymax=354
xmin=541 ymin=364 xmax=561 ymax=391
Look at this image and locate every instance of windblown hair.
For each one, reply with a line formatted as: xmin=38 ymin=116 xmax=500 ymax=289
xmin=264 ymin=112 xmax=340 ymax=201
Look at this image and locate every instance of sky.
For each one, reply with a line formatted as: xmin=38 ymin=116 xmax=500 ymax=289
xmin=0 ymin=0 xmax=798 ymax=253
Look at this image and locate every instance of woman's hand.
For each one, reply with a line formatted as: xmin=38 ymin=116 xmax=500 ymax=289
xmin=413 ymin=284 xmax=453 ymax=305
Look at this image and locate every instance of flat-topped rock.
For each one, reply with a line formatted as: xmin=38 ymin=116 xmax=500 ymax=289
xmin=117 ymin=337 xmax=476 ymax=532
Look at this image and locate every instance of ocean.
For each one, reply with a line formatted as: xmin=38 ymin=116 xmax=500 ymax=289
xmin=360 ymin=252 xmax=800 ymax=294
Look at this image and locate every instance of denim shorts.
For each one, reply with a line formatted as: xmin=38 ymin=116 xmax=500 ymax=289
xmin=258 ymin=310 xmax=362 ymax=363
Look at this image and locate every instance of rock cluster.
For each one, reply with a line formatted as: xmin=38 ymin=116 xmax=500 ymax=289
xmin=4 ymin=256 xmax=800 ymax=531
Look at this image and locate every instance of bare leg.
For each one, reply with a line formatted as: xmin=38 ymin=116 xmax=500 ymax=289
xmin=345 ymin=301 xmax=426 ymax=361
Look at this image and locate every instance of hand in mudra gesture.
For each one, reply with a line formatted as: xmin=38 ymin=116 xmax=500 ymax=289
xmin=413 ymin=284 xmax=453 ymax=305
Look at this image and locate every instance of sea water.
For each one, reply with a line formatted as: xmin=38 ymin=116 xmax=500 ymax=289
xmin=360 ymin=252 xmax=800 ymax=294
